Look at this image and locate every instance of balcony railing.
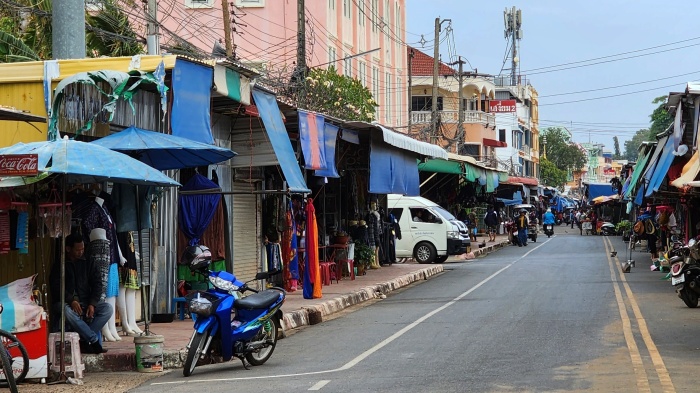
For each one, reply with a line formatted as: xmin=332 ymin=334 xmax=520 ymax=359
xmin=411 ymin=110 xmax=495 ymax=126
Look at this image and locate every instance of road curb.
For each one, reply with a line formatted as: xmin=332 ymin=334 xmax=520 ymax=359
xmin=472 ymin=239 xmax=511 ymax=257
xmin=84 ymin=265 xmax=444 ymax=372
xmin=281 ymin=265 xmax=443 ymax=330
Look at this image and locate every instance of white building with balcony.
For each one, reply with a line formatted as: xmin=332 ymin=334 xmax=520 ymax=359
xmin=407 ymin=47 xmax=499 ymax=159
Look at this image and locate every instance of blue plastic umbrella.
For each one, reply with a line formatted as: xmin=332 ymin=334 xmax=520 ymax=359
xmin=0 ymin=136 xmax=180 ymax=187
xmin=91 ymin=126 xmax=236 ymax=170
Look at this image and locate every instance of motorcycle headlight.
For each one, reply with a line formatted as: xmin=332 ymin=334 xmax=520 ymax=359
xmin=209 ymin=275 xmax=239 ymax=292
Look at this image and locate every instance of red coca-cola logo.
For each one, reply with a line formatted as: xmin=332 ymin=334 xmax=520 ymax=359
xmin=0 ymin=154 xmax=39 ymax=176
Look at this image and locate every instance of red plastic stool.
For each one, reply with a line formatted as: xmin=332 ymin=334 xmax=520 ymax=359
xmin=319 ymin=262 xmax=332 ymax=286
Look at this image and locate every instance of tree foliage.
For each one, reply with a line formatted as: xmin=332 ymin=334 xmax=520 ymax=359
xmin=539 ymin=127 xmax=587 ymax=172
xmin=612 ymin=136 xmax=621 ymax=159
xmin=302 ymin=66 xmax=377 ymax=122
xmin=540 ymin=158 xmax=568 ymax=189
xmin=0 ymin=0 xmax=143 ymax=62
xmin=621 ymin=96 xmax=672 ymax=161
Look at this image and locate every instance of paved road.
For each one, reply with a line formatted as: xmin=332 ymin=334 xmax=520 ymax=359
xmin=130 ymin=227 xmax=700 ymax=392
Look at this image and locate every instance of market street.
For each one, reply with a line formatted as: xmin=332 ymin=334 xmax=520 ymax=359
xmin=127 ymin=228 xmax=700 ymax=393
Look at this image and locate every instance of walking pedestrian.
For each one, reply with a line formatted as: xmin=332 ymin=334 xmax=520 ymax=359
xmin=515 ymin=210 xmax=529 ymax=247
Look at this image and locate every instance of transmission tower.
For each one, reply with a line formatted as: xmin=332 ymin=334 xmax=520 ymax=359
xmin=501 ymin=7 xmax=522 ymax=86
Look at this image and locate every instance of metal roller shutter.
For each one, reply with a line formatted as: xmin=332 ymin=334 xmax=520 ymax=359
xmin=232 ymin=182 xmax=261 ymax=283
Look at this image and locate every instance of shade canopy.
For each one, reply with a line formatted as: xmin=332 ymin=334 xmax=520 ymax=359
xmin=0 ymin=136 xmax=180 ymax=187
xmin=91 ymin=126 xmax=236 ymax=170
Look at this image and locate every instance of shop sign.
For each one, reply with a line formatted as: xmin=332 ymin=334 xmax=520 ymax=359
xmin=0 ymin=154 xmax=39 ymax=176
xmin=489 ymin=99 xmax=517 ymax=113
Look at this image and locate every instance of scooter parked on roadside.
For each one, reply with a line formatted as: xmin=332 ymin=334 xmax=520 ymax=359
xmin=669 ymin=238 xmax=700 ymax=308
xmin=179 ymin=245 xmax=286 ymax=377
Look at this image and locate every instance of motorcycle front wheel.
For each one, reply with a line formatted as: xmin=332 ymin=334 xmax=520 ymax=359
xmin=183 ymin=330 xmax=210 ymax=377
xmin=245 ymin=318 xmax=279 ymax=366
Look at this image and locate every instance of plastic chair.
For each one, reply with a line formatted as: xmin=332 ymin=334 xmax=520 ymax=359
xmin=318 ymin=262 xmax=332 ymax=286
xmin=48 ymin=332 xmax=85 ymax=379
xmin=338 ymin=243 xmax=356 ymax=280
xmin=172 ymin=297 xmax=187 ymax=320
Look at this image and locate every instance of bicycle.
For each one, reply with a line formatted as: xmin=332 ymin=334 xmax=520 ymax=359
xmin=0 ymin=303 xmax=30 ymax=393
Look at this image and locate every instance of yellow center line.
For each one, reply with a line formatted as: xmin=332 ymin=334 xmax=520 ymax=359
xmin=604 ymin=236 xmax=676 ymax=393
xmin=604 ymin=236 xmax=651 ymax=393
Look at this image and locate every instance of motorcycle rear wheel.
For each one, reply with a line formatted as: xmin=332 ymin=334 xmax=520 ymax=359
xmin=679 ymin=287 xmax=699 ymax=308
xmin=183 ymin=330 xmax=210 ymax=377
xmin=245 ymin=318 xmax=279 ymax=366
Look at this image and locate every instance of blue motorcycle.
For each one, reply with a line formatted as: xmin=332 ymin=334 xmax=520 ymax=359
xmin=180 ymin=245 xmax=286 ymax=377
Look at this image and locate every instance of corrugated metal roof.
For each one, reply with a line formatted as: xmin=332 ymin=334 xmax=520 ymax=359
xmin=0 ymin=55 xmax=179 ymax=83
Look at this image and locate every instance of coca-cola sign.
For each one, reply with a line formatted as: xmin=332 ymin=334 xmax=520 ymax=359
xmin=0 ymin=154 xmax=39 ymax=176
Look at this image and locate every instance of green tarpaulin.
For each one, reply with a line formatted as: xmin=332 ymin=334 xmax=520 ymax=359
xmin=623 ymin=144 xmax=654 ymax=200
xmin=418 ymin=158 xmax=462 ymax=174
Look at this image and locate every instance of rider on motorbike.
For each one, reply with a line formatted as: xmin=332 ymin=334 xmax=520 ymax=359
xmin=543 ymin=208 xmax=556 ymax=225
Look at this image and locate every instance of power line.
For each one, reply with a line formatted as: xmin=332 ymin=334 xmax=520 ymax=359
xmin=523 ymin=36 xmax=700 ymax=72
xmin=538 ymin=82 xmax=685 ymax=106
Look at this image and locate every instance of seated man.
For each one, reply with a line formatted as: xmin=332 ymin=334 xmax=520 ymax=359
xmin=50 ymin=233 xmax=111 ymax=354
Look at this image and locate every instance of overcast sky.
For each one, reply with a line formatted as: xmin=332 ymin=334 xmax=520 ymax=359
xmin=405 ymin=0 xmax=699 ymax=151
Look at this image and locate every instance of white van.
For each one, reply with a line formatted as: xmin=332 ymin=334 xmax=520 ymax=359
xmin=387 ymin=194 xmax=469 ymax=264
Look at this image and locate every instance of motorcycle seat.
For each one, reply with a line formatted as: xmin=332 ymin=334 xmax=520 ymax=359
xmin=235 ymin=290 xmax=282 ymax=310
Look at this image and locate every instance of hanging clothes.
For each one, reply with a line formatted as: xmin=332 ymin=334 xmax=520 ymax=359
xmin=282 ymin=202 xmax=299 ymax=292
xmin=16 ymin=211 xmax=29 ymax=254
xmin=0 ymin=211 xmax=10 ymax=254
xmin=111 ymin=183 xmax=153 ymax=232
xmin=303 ymin=197 xmax=321 ymax=299
xmin=81 ymin=200 xmax=120 ymax=266
xmin=117 ymin=231 xmax=139 ymax=290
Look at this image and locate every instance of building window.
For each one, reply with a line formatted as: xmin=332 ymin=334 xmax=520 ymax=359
xmin=358 ymin=0 xmax=365 ymax=26
xmin=371 ymin=0 xmax=378 ymax=33
xmin=359 ymin=61 xmax=367 ymax=87
xmin=372 ymin=66 xmax=380 ymax=119
xmin=396 ymin=77 xmax=402 ymax=126
xmin=385 ymin=71 xmax=391 ymax=123
xmin=234 ymin=0 xmax=264 ymax=7
xmin=499 ymin=129 xmax=506 ymax=143
xmin=185 ymin=0 xmax=215 ymax=8
xmin=344 ymin=55 xmax=352 ymax=77
xmin=343 ymin=0 xmax=351 ymax=18
xmin=329 ymin=46 xmax=337 ymax=66
xmin=460 ymin=144 xmax=480 ymax=158
xmin=411 ymin=96 xmax=443 ymax=111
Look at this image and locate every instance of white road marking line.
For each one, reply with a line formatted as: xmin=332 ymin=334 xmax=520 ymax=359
xmin=152 ymin=239 xmax=552 ymax=385
xmin=308 ymin=380 xmax=330 ymax=390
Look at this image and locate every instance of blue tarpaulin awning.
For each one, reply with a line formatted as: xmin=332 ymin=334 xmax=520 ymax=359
xmin=645 ymin=136 xmax=676 ymax=197
xmin=497 ymin=191 xmax=523 ymax=206
xmin=587 ymin=183 xmax=614 ymax=202
xmin=369 ymin=137 xmax=420 ymax=196
xmin=252 ymin=89 xmax=310 ymax=193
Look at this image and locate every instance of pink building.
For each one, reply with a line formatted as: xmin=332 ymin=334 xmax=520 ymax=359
xmin=155 ymin=0 xmax=407 ymax=128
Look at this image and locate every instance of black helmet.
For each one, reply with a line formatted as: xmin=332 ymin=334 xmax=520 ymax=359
xmin=180 ymin=245 xmax=212 ymax=271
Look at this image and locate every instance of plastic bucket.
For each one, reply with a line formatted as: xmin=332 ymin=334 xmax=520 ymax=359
xmin=134 ymin=335 xmax=164 ymax=372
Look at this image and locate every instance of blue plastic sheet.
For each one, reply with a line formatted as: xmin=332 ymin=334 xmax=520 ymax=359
xmin=315 ymin=123 xmax=340 ymax=178
xmin=172 ymin=60 xmax=214 ymax=144
xmin=178 ymin=174 xmax=221 ymax=246
xmin=369 ymin=138 xmax=420 ymax=196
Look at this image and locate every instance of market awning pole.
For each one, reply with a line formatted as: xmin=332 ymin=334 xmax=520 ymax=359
xmin=58 ymin=176 xmax=67 ymax=380
xmin=135 ymin=184 xmax=150 ymax=335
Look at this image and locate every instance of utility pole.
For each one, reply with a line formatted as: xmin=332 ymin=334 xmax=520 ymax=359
xmin=456 ymin=57 xmax=465 ymax=153
xmin=221 ymin=0 xmax=234 ymax=57
xmin=408 ymin=48 xmax=414 ymax=136
xmin=431 ymin=18 xmax=451 ymax=144
xmin=448 ymin=56 xmax=466 ymax=153
xmin=295 ymin=0 xmax=307 ymax=106
xmin=431 ymin=18 xmax=440 ymax=144
xmin=146 ymin=0 xmax=160 ymax=55
xmin=52 ymin=0 xmax=85 ymax=59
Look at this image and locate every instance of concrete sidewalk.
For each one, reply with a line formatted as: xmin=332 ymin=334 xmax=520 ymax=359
xmin=79 ymin=236 xmax=511 ymax=373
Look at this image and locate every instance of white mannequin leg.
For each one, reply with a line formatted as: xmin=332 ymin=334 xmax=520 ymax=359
xmin=101 ymin=303 xmax=117 ymax=343
xmin=116 ymin=287 xmax=134 ymax=335
xmin=126 ymin=288 xmax=143 ymax=334
xmin=105 ymin=296 xmax=121 ymax=341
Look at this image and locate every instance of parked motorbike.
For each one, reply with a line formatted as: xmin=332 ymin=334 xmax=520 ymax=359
xmin=669 ymin=239 xmax=700 ymax=308
xmin=600 ymin=222 xmax=616 ymax=236
xmin=543 ymin=224 xmax=554 ymax=238
xmin=180 ymin=245 xmax=286 ymax=377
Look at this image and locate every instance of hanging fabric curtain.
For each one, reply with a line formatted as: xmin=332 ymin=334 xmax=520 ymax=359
xmin=298 ymin=110 xmax=327 ymax=170
xmin=178 ymin=174 xmax=221 ymax=246
xmin=303 ymin=198 xmax=321 ymax=299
